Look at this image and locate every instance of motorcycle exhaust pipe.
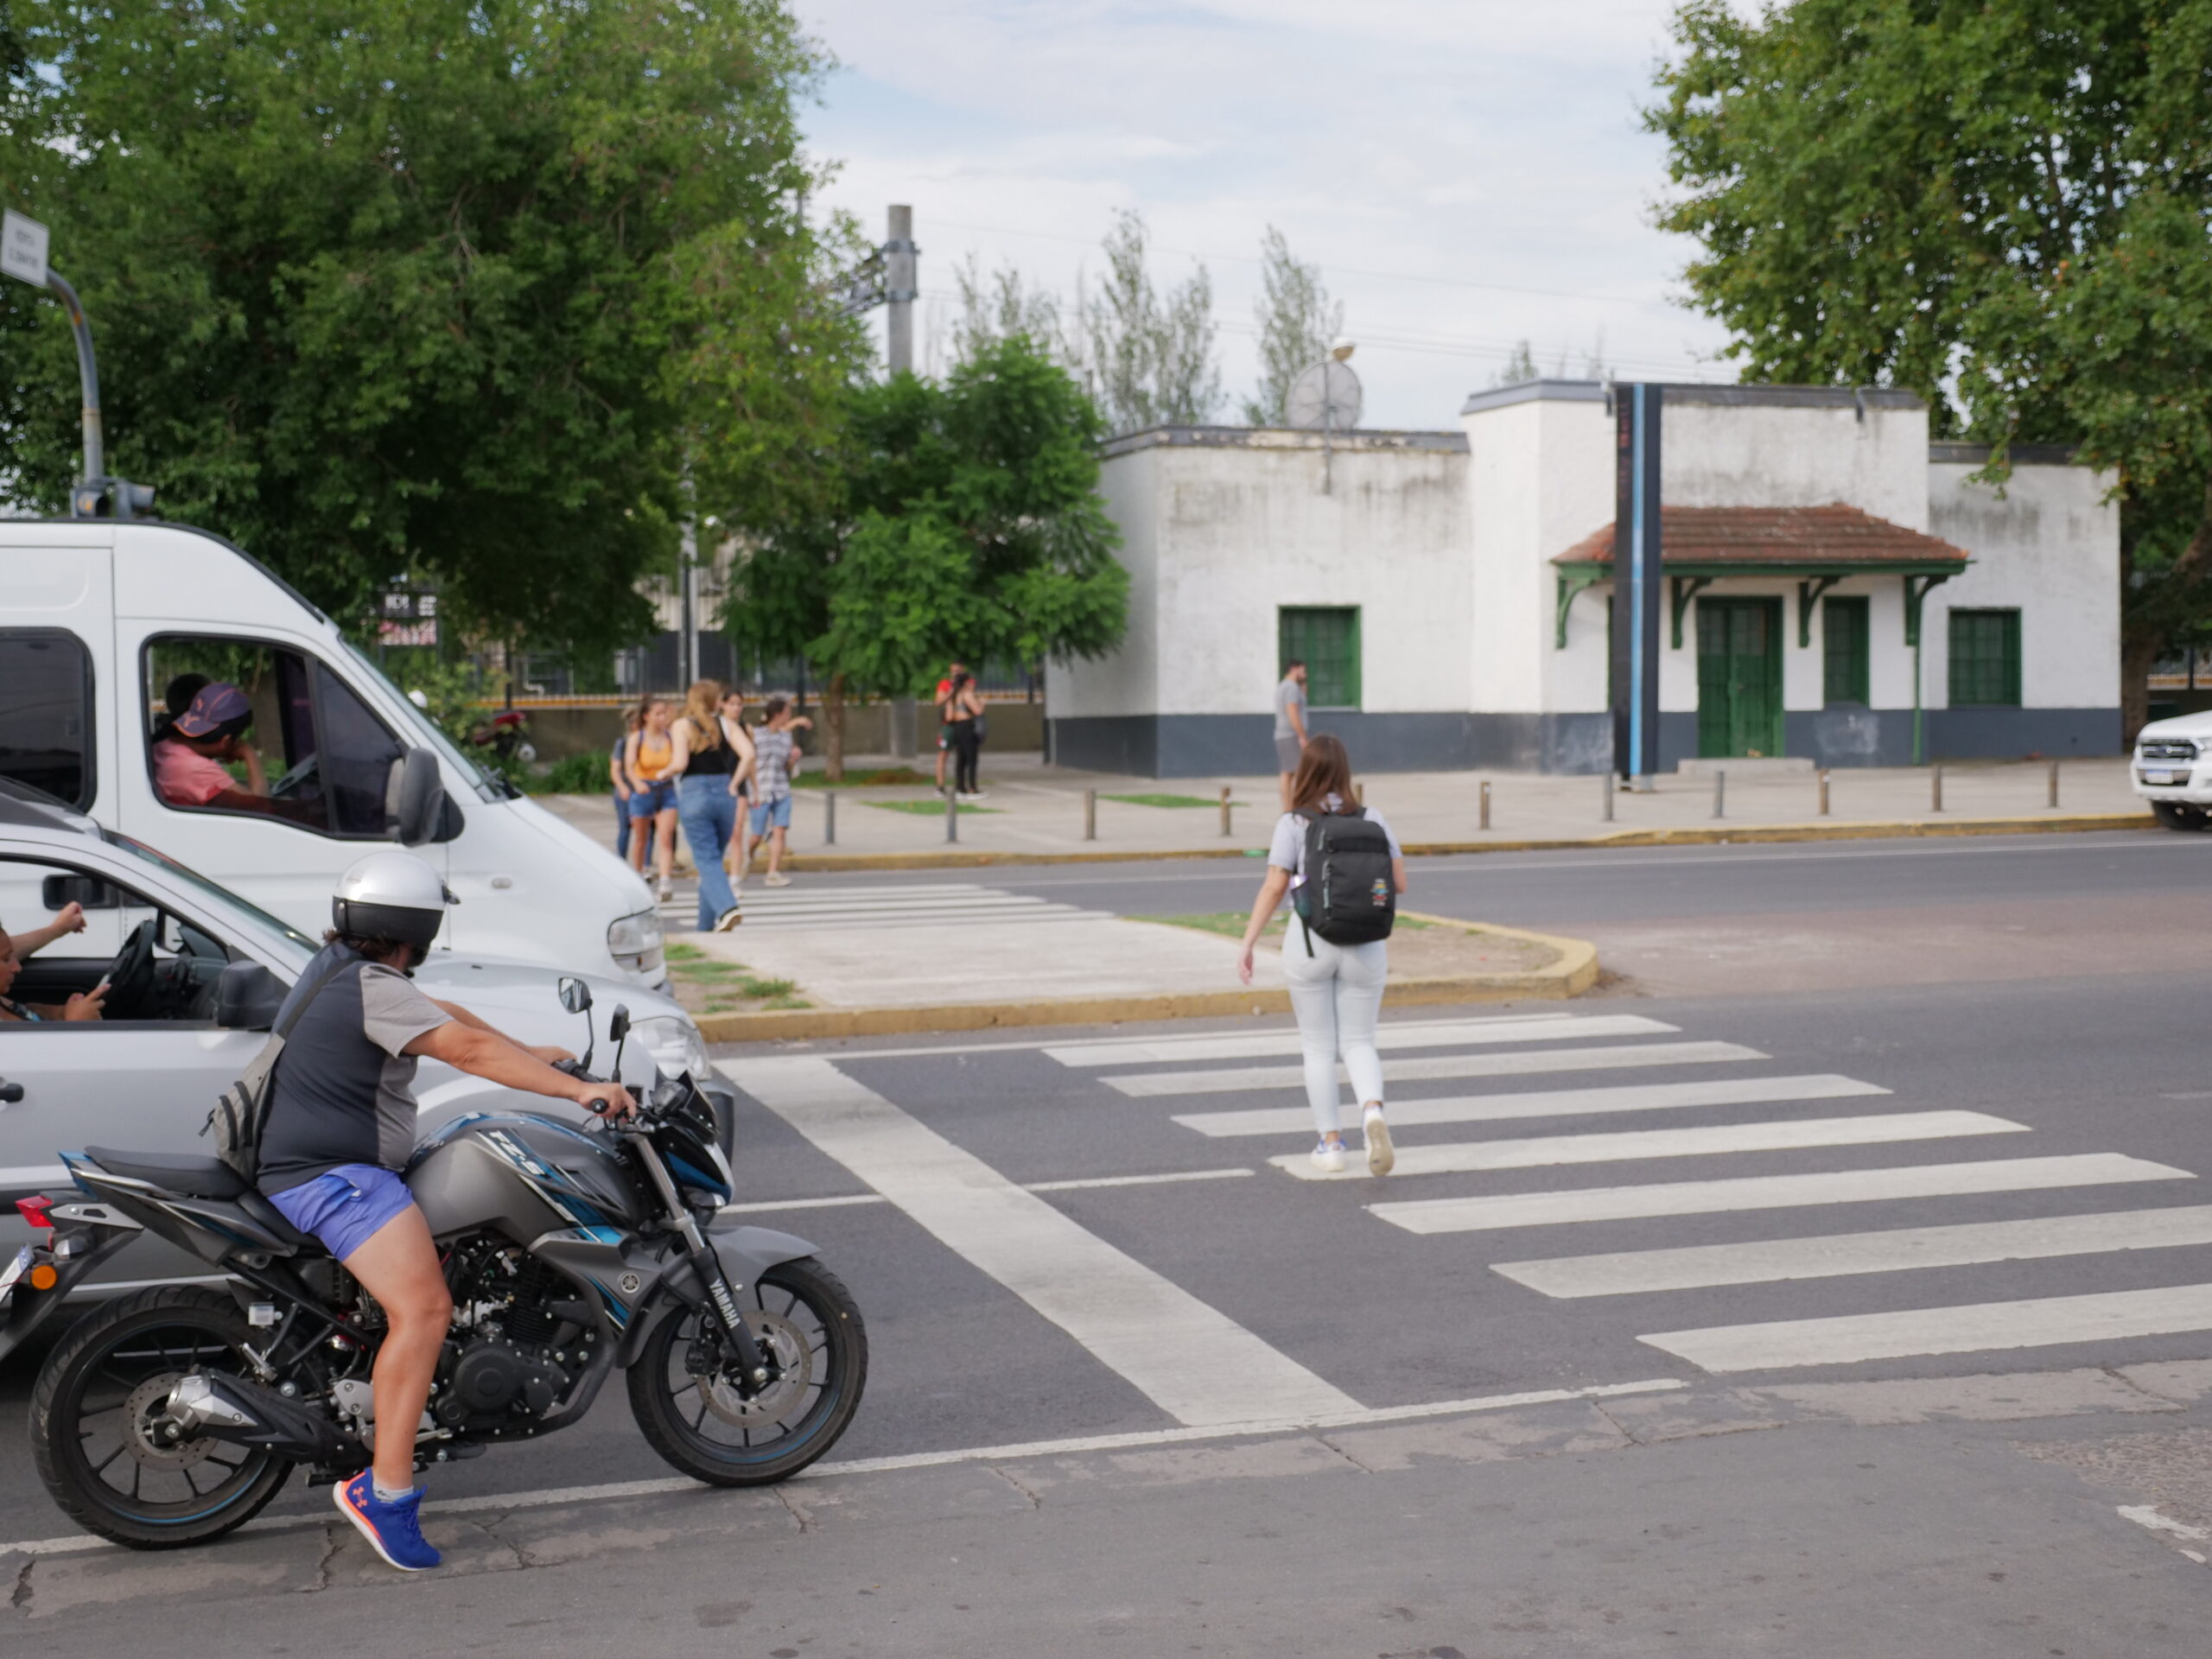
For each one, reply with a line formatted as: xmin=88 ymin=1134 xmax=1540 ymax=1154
xmin=166 ymin=1371 xmax=358 ymax=1464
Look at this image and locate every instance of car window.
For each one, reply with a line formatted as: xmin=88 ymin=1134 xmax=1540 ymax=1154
xmin=99 ymin=830 xmax=317 ymax=958
xmin=0 ymin=629 xmax=95 ymax=810
xmin=0 ymin=856 xmax=154 ymax=961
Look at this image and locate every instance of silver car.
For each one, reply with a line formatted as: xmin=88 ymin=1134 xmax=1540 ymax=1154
xmin=0 ymin=781 xmax=727 ymax=1289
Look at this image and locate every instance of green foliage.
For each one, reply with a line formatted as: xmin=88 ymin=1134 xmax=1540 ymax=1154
xmin=2 ymin=0 xmax=846 ymax=657
xmin=515 ymin=751 xmax=614 ymax=797
xmin=1243 ymin=227 xmax=1344 ymax=427
xmin=384 ymin=655 xmax=485 ymax=752
xmin=868 ymin=799 xmax=1001 ymax=816
xmin=1082 ymin=209 xmax=1222 ymax=432
xmin=1648 ymin=0 xmax=2212 ymax=728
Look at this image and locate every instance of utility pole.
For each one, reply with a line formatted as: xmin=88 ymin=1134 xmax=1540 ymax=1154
xmin=678 ymin=518 xmax=700 ymax=691
xmin=885 ymin=205 xmax=917 ymax=376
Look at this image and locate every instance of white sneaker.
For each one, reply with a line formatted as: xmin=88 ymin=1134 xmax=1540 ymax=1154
xmin=1363 ymin=1106 xmax=1395 ymax=1177
xmin=764 ymin=872 xmax=791 ymax=888
xmin=1309 ymin=1139 xmax=1346 ymax=1174
xmin=714 ymin=906 xmax=743 ymax=932
xmin=656 ymin=880 xmax=673 ymax=903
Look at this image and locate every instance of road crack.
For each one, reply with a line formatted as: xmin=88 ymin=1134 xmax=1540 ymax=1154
xmin=302 ymin=1522 xmax=340 ymax=1593
xmin=774 ymin=1485 xmax=814 ymax=1533
xmin=1309 ymin=1432 xmax=1379 ymax=1475
xmin=10 ymin=1557 xmax=32 ymax=1612
xmin=988 ymin=1465 xmax=1043 ymax=1510
xmin=1588 ymin=1399 xmax=1642 ymax=1446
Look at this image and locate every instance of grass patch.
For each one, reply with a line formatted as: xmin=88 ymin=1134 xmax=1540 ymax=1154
xmin=665 ymin=942 xmax=809 ymax=1014
xmin=1135 ymin=911 xmax=1287 ymax=940
xmin=868 ymin=798 xmax=1002 ymax=815
xmin=794 ymin=766 xmax=936 ymax=789
xmin=1102 ymin=792 xmax=1242 ymax=810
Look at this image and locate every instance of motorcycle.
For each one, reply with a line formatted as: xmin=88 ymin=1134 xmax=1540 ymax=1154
xmin=0 ymin=987 xmax=866 ymax=1549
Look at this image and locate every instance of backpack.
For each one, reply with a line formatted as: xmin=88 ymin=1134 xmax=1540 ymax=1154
xmin=200 ymin=954 xmax=352 ymax=1182
xmin=1291 ymin=807 xmax=1397 ymax=951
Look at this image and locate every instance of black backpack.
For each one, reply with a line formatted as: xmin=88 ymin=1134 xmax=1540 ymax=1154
xmin=1292 ymin=807 xmax=1397 ymax=950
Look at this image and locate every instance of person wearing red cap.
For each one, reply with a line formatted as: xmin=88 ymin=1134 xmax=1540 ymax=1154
xmin=151 ymin=681 xmax=275 ymax=811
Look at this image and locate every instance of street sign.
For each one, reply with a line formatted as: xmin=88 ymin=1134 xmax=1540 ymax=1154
xmin=1 ymin=210 xmax=49 ymax=289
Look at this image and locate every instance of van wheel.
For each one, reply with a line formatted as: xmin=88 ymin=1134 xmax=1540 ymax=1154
xmin=2152 ymin=801 xmax=2210 ymax=831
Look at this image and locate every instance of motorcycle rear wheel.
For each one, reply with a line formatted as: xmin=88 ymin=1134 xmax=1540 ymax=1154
xmin=31 ymin=1287 xmax=295 ymax=1549
xmin=627 ymin=1256 xmax=867 ymax=1486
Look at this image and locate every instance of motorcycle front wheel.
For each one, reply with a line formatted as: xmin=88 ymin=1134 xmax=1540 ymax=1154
xmin=627 ymin=1256 xmax=867 ymax=1486
xmin=30 ymin=1287 xmax=294 ymax=1549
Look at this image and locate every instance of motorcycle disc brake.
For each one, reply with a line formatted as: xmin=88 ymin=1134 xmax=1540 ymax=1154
xmin=697 ymin=1308 xmax=812 ymax=1425
xmin=124 ymin=1374 xmax=220 ymax=1471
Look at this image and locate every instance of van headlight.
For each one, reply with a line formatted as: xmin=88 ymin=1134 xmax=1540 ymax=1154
xmin=632 ymin=1014 xmax=710 ymax=1079
xmin=607 ymin=908 xmax=664 ymax=979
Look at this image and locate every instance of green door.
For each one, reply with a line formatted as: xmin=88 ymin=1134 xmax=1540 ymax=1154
xmin=1696 ymin=597 xmax=1784 ymax=759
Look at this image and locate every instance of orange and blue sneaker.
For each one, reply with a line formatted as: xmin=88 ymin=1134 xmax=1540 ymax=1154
xmin=334 ymin=1471 xmax=441 ymax=1572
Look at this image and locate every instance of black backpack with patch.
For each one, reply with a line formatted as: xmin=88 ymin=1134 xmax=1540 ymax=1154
xmin=1292 ymin=807 xmax=1397 ymax=950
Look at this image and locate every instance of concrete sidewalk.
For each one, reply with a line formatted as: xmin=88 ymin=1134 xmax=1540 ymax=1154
xmin=537 ymin=752 xmax=2152 ymax=868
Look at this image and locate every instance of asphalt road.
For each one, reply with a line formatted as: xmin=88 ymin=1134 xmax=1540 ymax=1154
xmin=12 ymin=830 xmax=2212 ymax=1651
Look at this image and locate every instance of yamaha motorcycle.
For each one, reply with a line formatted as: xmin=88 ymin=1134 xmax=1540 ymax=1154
xmin=0 ymin=989 xmax=866 ymax=1549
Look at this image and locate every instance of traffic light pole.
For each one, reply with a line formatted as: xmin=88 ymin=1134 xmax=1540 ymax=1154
xmin=42 ymin=270 xmax=108 ymax=513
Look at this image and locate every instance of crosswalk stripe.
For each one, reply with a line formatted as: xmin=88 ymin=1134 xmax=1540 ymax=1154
xmin=1106 ymin=1039 xmax=1765 ymax=1098
xmin=1046 ymin=1014 xmax=1671 ymax=1069
xmin=1640 ymin=1282 xmax=2212 ymax=1373
xmin=1369 ymin=1154 xmax=2194 ymax=1235
xmin=1272 ymin=1111 xmax=2026 ymax=1182
xmin=732 ymin=908 xmax=1113 ymax=932
xmin=1173 ymin=1074 xmax=1891 ymax=1139
xmin=1494 ymin=1205 xmax=2212 ymax=1299
xmin=738 ymin=893 xmax=1055 ymax=912
xmin=729 ymin=1058 xmax=1359 ymax=1427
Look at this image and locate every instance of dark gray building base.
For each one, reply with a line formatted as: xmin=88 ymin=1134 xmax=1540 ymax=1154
xmin=1049 ymin=708 xmax=2123 ymax=778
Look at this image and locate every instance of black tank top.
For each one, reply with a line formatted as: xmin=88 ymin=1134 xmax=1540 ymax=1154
xmin=681 ymin=716 xmax=738 ymax=776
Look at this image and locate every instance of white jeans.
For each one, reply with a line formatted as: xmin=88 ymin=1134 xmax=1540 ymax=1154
xmin=1281 ymin=922 xmax=1388 ymax=1137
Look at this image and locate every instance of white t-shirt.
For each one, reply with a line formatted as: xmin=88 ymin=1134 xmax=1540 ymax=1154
xmin=1268 ymin=796 xmax=1402 ymax=887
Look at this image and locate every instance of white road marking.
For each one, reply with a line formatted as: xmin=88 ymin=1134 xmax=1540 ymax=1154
xmin=0 ymin=1376 xmax=1688 ymax=1560
xmin=2119 ymin=1504 xmax=2212 ymax=1542
xmin=721 ymin=1192 xmax=889 ymax=1214
xmin=724 ymin=1013 xmax=1568 ymax=1063
xmin=730 ymin=1058 xmax=1357 ymax=1426
xmin=1046 ymin=1014 xmax=1658 ymax=1068
xmin=1642 ymin=1282 xmax=2212 ymax=1373
xmin=1173 ymin=1074 xmax=1891 ymax=1139
xmin=1370 ymin=1154 xmax=2194 ymax=1235
xmin=721 ymin=1167 xmax=1256 ymax=1213
xmin=1107 ymin=1039 xmax=1767 ymax=1098
xmin=1495 ymin=1205 xmax=2212 ymax=1299
xmin=1274 ymin=1111 xmax=2026 ymax=1182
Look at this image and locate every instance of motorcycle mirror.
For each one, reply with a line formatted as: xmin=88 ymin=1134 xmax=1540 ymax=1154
xmin=557 ymin=977 xmax=592 ymax=1015
xmin=607 ymin=1005 xmax=631 ymax=1043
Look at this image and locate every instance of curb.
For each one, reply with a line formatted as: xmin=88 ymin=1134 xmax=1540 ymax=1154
xmin=693 ymin=917 xmax=1599 ymax=1045
xmin=771 ymin=810 xmax=2157 ymax=873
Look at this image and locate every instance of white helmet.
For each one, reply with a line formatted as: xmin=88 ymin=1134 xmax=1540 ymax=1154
xmin=333 ymin=851 xmax=457 ymax=955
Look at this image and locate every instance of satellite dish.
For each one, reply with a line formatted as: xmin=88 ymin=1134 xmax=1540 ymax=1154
xmin=1286 ymin=358 xmax=1362 ymax=433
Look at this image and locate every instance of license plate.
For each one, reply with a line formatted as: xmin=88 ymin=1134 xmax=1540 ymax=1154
xmin=2145 ymin=769 xmax=2177 ymax=785
xmin=0 ymin=1243 xmax=32 ymax=1306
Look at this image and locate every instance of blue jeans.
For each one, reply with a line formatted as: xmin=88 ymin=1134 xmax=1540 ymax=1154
xmin=614 ymin=795 xmax=632 ymax=861
xmin=677 ymin=775 xmax=740 ymax=928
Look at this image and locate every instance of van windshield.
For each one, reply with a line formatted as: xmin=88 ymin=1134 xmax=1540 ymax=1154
xmin=334 ymin=639 xmax=514 ymax=800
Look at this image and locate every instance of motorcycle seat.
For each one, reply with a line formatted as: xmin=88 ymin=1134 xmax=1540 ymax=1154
xmin=85 ymin=1146 xmax=248 ymax=1198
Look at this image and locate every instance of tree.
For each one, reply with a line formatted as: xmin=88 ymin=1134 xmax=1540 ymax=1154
xmin=949 ymin=254 xmax=1078 ymax=371
xmin=721 ymin=335 xmax=1128 ymax=778
xmin=1243 ymin=226 xmax=1344 ymax=426
xmin=1648 ymin=0 xmax=2212 ymax=736
xmin=1082 ymin=210 xmax=1222 ymax=432
xmin=1492 ymin=340 xmax=1541 ymax=388
xmin=0 ymin=0 xmax=838 ymax=658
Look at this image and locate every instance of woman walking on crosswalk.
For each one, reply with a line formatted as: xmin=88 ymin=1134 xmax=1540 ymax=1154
xmin=1237 ymin=734 xmax=1407 ymax=1175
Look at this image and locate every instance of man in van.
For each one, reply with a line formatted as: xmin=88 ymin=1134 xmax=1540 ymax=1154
xmin=151 ymin=682 xmax=276 ymax=813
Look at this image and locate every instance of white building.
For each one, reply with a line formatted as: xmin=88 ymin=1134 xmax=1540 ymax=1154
xmin=1046 ymin=382 xmax=2120 ymax=776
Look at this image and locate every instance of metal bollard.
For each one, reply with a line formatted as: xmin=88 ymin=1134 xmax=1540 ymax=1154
xmin=2049 ymin=759 xmax=2060 ymax=809
xmin=945 ymin=788 xmax=959 ymax=844
xmin=1479 ymin=779 xmax=1491 ymax=831
xmin=1931 ymin=765 xmax=1943 ymax=813
xmin=1713 ymin=768 xmax=1726 ymax=819
xmin=1600 ymin=771 xmax=1613 ymax=823
xmin=824 ymin=789 xmax=836 ymax=846
xmin=1818 ymin=769 xmax=1830 ymax=817
xmin=1084 ymin=787 xmax=1096 ymax=842
xmin=1219 ymin=785 xmax=1233 ymax=837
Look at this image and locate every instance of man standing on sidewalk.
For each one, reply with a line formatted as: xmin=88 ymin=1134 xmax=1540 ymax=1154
xmin=1274 ymin=659 xmax=1309 ymax=809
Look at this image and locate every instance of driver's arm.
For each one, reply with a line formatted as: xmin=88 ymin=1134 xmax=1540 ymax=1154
xmin=428 ymin=997 xmax=573 ymax=1066
xmin=14 ymin=901 xmax=86 ymax=958
xmin=408 ymin=1020 xmax=634 ymax=1118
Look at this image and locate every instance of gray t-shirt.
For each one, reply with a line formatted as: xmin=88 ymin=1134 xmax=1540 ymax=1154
xmin=1268 ymin=797 xmax=1402 ymax=887
xmin=1273 ymin=677 xmax=1307 ymax=740
xmin=256 ymin=944 xmax=454 ymax=1193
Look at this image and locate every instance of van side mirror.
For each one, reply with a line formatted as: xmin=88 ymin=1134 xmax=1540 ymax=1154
xmin=214 ymin=962 xmax=287 ymax=1031
xmin=42 ymin=874 xmax=120 ymax=912
xmin=386 ymin=748 xmax=448 ymax=847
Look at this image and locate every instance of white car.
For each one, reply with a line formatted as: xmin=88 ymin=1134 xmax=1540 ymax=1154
xmin=0 ymin=780 xmax=726 ymax=1289
xmin=2130 ymin=710 xmax=2212 ymax=830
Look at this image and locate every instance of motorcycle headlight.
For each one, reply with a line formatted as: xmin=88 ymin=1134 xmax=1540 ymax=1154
xmin=606 ymin=907 xmax=665 ymax=980
xmin=632 ymin=1014 xmax=711 ymax=1080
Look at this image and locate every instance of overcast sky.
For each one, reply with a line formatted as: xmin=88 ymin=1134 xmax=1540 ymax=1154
xmin=796 ymin=0 xmax=1738 ymax=430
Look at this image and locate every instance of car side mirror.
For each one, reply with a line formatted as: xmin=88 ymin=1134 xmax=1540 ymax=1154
xmin=386 ymin=748 xmax=448 ymax=847
xmin=41 ymin=874 xmax=120 ymax=912
xmin=558 ymin=976 xmax=592 ymax=1014
xmin=214 ymin=962 xmax=287 ymax=1031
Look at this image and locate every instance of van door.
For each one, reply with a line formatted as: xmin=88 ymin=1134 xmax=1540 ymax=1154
xmin=0 ymin=538 xmax=115 ymax=815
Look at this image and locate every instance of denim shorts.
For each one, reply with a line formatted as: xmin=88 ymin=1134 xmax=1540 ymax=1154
xmin=265 ymin=1164 xmax=416 ymax=1262
xmin=627 ymin=778 xmax=677 ymax=818
xmin=748 ymin=794 xmax=793 ymax=835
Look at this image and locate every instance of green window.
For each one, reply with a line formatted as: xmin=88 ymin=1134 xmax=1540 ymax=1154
xmin=1948 ymin=609 xmax=2021 ymax=706
xmin=1823 ymin=596 xmax=1870 ymax=706
xmin=1278 ymin=607 xmax=1361 ymax=709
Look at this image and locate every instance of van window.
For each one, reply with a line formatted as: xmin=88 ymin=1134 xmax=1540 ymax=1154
xmin=143 ymin=637 xmax=405 ymax=840
xmin=0 ymin=630 xmax=95 ymax=810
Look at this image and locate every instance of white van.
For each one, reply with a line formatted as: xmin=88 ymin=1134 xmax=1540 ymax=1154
xmin=0 ymin=518 xmax=667 ymax=986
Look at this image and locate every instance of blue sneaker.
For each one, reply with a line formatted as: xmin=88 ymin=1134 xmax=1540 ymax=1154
xmin=334 ymin=1471 xmax=441 ymax=1572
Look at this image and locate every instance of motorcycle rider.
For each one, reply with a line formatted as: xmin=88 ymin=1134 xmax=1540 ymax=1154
xmin=256 ymin=852 xmax=636 ymax=1573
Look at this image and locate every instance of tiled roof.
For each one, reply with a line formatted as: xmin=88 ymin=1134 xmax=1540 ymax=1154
xmin=1555 ymin=504 xmax=1969 ymax=567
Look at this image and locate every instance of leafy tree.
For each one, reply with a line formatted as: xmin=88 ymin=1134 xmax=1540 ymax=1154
xmin=1082 ymin=209 xmax=1222 ymax=432
xmin=949 ymin=253 xmax=1077 ymax=372
xmin=722 ymin=335 xmax=1128 ymax=778
xmin=1649 ymin=0 xmax=2212 ymax=735
xmin=1492 ymin=340 xmax=1541 ymax=388
xmin=1243 ymin=226 xmax=1344 ymax=426
xmin=0 ymin=0 xmax=840 ymax=658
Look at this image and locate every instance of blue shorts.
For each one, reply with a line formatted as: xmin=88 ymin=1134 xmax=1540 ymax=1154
xmin=266 ymin=1165 xmax=416 ymax=1262
xmin=748 ymin=795 xmax=793 ymax=836
xmin=628 ymin=779 xmax=676 ymax=818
